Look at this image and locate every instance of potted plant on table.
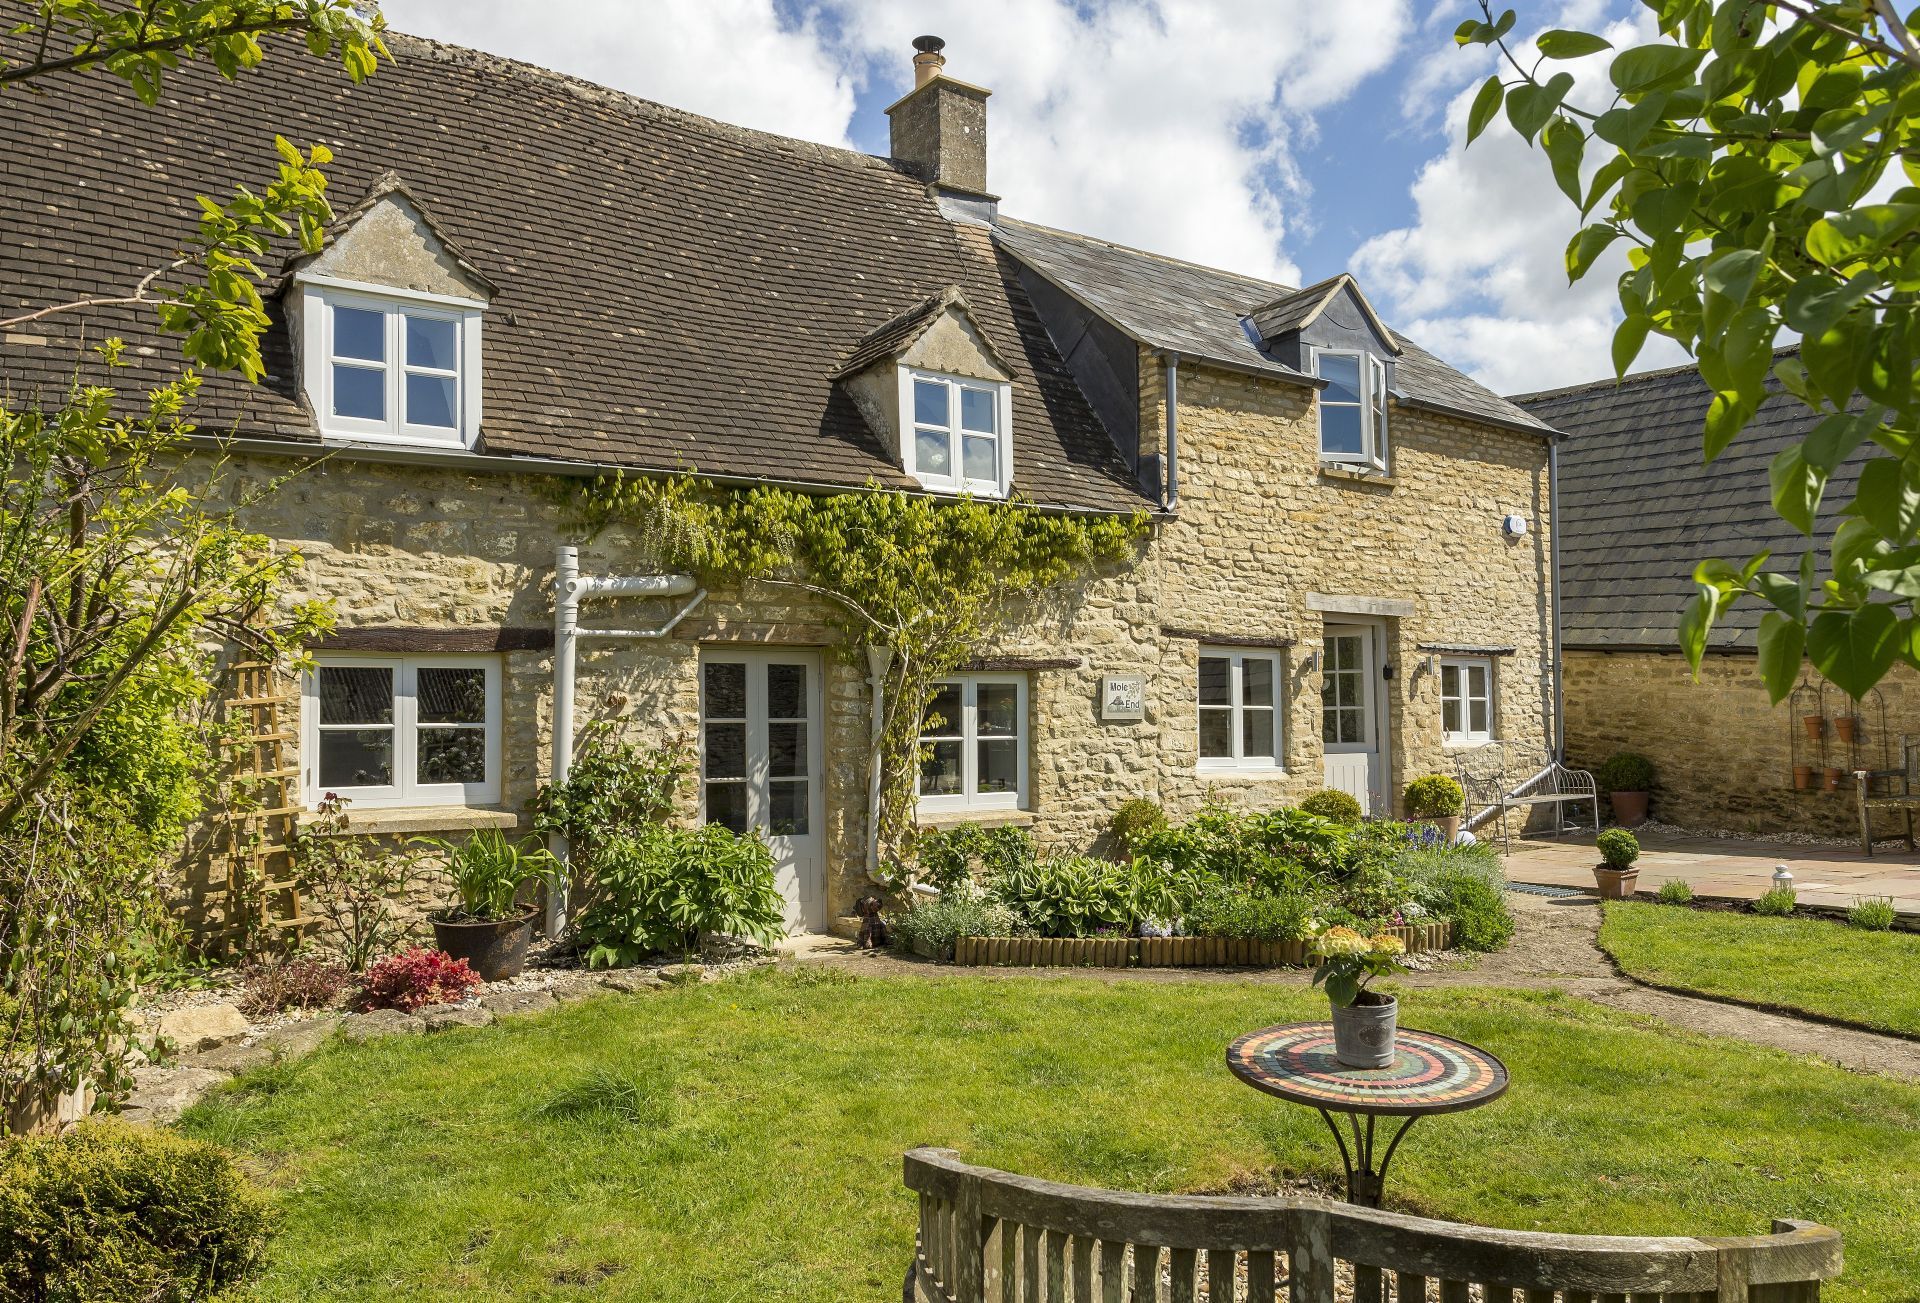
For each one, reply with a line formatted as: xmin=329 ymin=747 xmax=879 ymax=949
xmin=1402 ymin=774 xmax=1464 ymax=844
xmin=1595 ymin=752 xmax=1655 ymax=827
xmin=1309 ymin=926 xmax=1409 ymax=1068
xmin=1593 ymin=828 xmax=1641 ymax=900
xmin=416 ymin=829 xmax=561 ymax=981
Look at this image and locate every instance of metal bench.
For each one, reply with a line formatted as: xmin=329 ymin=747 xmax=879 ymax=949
xmin=1455 ymin=743 xmax=1600 ymax=851
xmin=903 ymin=1147 xmax=1842 ymax=1303
xmin=1855 ymin=733 xmax=1920 ymax=856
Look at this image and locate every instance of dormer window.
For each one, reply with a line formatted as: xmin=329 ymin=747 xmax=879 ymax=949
xmin=1314 ymin=347 xmax=1388 ymax=471
xmin=902 ymin=367 xmax=1011 ymax=497
xmin=300 ymin=279 xmax=483 ymax=449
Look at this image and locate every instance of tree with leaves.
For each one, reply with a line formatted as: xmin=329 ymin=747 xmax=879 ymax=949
xmin=1461 ymin=1 xmax=1920 ymax=701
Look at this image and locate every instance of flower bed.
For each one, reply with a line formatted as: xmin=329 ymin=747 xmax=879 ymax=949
xmin=950 ymin=921 xmax=1451 ymax=968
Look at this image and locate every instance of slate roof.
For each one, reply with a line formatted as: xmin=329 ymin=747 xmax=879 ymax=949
xmin=0 ymin=30 xmax=1143 ymax=511
xmin=991 ymin=219 xmax=1551 ymax=436
xmin=1247 ymin=273 xmax=1398 ymax=352
xmin=1515 ymin=359 xmax=1856 ymax=650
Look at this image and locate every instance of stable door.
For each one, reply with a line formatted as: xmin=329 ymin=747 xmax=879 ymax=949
xmin=1321 ymin=624 xmax=1382 ymax=815
xmin=700 ymin=650 xmax=825 ymax=934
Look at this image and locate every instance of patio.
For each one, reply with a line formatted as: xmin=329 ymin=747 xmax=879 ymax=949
xmin=1502 ymin=830 xmax=1920 ymax=917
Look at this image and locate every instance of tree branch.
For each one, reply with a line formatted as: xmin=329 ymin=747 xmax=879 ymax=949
xmin=0 ymin=255 xmax=194 ymax=331
xmin=1775 ymin=0 xmax=1920 ymax=69
xmin=0 ymin=16 xmax=310 ymax=90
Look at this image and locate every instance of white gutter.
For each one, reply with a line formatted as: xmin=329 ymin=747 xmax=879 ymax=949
xmin=547 ymin=544 xmax=705 ymax=936
xmin=864 ymin=645 xmax=895 ymax=884
xmin=1161 ymin=352 xmax=1181 ymax=513
xmin=1547 ymin=438 xmax=1566 ymax=761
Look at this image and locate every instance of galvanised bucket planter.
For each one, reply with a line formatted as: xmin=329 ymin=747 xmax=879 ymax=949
xmin=1330 ymin=993 xmax=1399 ymax=1068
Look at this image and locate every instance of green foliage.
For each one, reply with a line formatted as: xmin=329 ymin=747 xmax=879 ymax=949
xmin=1413 ymin=869 xmax=1515 ymax=952
xmin=1596 ymin=828 xmax=1641 ymax=868
xmin=1595 ymin=752 xmax=1657 ymax=793
xmin=1755 ymin=885 xmax=1798 ymax=917
xmin=1459 ymin=0 xmax=1920 ymax=700
xmin=987 ymin=854 xmax=1140 ymax=938
xmin=293 ymin=796 xmax=428 ymax=972
xmin=1849 ymin=894 xmax=1897 ymax=930
xmin=1107 ymin=798 xmax=1169 ymax=853
xmin=416 ymin=828 xmax=560 ymax=923
xmin=236 ymin=956 xmax=347 ymax=1018
xmin=571 ymin=473 xmax=1148 ymax=860
xmin=1297 ymin=788 xmax=1362 ymax=824
xmin=1183 ymin=886 xmax=1313 ymax=942
xmin=0 ymin=1117 xmax=276 ymax=1300
xmin=529 ymin=727 xmax=690 ymax=859
xmin=1402 ymin=773 xmax=1464 ymax=818
xmin=575 ymin=824 xmax=786 ymax=967
xmin=1656 ymin=878 xmax=1696 ymax=905
xmin=1309 ymin=927 xmax=1409 ymax=1007
xmin=910 ymin=822 xmax=1037 ymax=895
xmin=888 ymin=896 xmax=1024 ymax=955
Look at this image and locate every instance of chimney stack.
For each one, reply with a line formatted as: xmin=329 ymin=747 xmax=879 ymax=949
xmin=886 ymin=35 xmax=991 ymax=196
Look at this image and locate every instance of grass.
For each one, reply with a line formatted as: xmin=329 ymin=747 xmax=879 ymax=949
xmin=1602 ymin=899 xmax=1920 ymax=1037
xmin=179 ymin=968 xmax=1920 ymax=1302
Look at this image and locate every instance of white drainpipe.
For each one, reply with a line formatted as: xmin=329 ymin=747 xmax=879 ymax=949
xmin=547 ymin=544 xmax=704 ymax=937
xmin=864 ymin=644 xmax=895 ymax=883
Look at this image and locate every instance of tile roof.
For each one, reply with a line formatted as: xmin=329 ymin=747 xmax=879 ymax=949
xmin=990 ymin=218 xmax=1550 ymax=436
xmin=0 ymin=30 xmax=1145 ymax=512
xmin=827 ymin=285 xmax=1012 ymax=381
xmin=1515 ymin=359 xmax=1859 ymax=650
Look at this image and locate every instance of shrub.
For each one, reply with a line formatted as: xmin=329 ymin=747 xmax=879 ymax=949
xmin=1184 ymin=887 xmax=1313 ymax=942
xmin=1754 ymin=886 xmax=1797 ymax=916
xmin=889 ymin=896 xmax=1023 ymax=955
xmin=294 ymin=795 xmax=429 ymax=972
xmin=1298 ymin=789 xmax=1363 ymax=824
xmin=0 ymin=1118 xmax=276 ymax=1301
xmin=1849 ymin=895 xmax=1897 ymax=931
xmin=237 ymin=956 xmax=349 ymax=1018
xmin=575 ymin=824 xmax=786 ymax=967
xmin=1655 ymin=879 xmax=1695 ymax=905
xmin=913 ymin=823 xmax=1036 ymax=895
xmin=1395 ymin=840 xmax=1503 ymax=893
xmin=988 ymin=854 xmax=1134 ymax=938
xmin=356 ymin=946 xmax=481 ymax=1012
xmin=529 ymin=727 xmax=690 ymax=857
xmin=1108 ymin=798 xmax=1169 ymax=853
xmin=416 ymin=828 xmax=560 ymax=922
xmin=1402 ymin=774 xmax=1464 ymax=819
xmin=1595 ymin=752 xmax=1656 ymax=793
xmin=1596 ymin=828 xmax=1640 ymax=868
xmin=1332 ymin=861 xmax=1409 ymax=924
xmin=1411 ymin=868 xmax=1515 ymax=951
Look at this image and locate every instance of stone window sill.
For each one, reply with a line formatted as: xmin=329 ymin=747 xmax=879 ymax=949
xmin=299 ymin=805 xmax=523 ymax=836
xmin=916 ymin=808 xmax=1037 ymax=830
xmin=1195 ymin=765 xmax=1292 ymax=781
xmin=1318 ymin=464 xmax=1397 ymax=489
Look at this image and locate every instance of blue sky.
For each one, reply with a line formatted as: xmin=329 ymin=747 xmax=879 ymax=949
xmin=381 ymin=0 xmax=1682 ymax=393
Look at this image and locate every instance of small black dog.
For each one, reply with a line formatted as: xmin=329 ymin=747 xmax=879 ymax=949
xmin=855 ymin=894 xmax=890 ymax=950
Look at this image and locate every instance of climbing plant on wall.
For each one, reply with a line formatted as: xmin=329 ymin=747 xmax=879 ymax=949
xmin=571 ymin=474 xmax=1150 ymax=869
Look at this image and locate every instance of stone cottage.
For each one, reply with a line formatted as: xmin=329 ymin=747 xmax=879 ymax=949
xmin=1 ymin=32 xmax=1557 ymax=936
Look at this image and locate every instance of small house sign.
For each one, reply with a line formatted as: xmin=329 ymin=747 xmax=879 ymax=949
xmin=1101 ymin=674 xmax=1145 ymax=722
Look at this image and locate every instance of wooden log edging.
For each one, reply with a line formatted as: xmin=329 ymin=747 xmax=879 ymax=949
xmin=948 ymin=921 xmax=1452 ymax=969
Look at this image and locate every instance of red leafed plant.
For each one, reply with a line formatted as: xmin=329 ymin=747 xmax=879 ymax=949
xmin=355 ymin=946 xmax=481 ymax=1012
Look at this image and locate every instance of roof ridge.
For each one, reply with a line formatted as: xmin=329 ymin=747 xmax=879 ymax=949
xmin=994 ymin=214 xmax=1297 ymax=298
xmin=1509 ymin=344 xmax=1803 ymax=405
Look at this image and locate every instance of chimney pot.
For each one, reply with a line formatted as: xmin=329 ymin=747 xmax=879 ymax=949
xmin=911 ymin=34 xmax=947 ymax=87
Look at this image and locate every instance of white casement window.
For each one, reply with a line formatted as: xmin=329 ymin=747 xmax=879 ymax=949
xmin=301 ymin=656 xmax=501 ymax=808
xmin=901 ymin=368 xmax=1012 ymax=498
xmin=1313 ymin=348 xmax=1389 ymax=470
xmin=1440 ymin=657 xmax=1495 ymax=746
xmin=299 ymin=278 xmax=484 ymax=448
xmin=917 ymin=674 xmax=1028 ymax=812
xmin=1197 ymin=648 xmax=1282 ymax=770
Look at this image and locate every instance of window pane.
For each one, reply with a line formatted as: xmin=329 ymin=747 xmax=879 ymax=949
xmin=318 ymin=728 xmax=392 ymax=788
xmin=333 ymin=306 xmax=384 ymax=361
xmin=704 ymin=721 xmax=745 ymax=778
xmin=916 ymin=428 xmax=951 ymax=474
xmin=960 ymin=386 xmax=996 ymax=432
xmin=962 ymin=435 xmax=998 ymax=483
xmin=416 ymin=667 xmax=486 ymax=723
xmin=1469 ymin=664 xmax=1489 ymax=699
xmin=406 ymin=315 xmax=457 ymax=369
xmin=922 ymin=682 xmax=963 ymax=737
xmin=914 ymin=378 xmax=949 ymax=427
xmin=920 ymin=740 xmax=963 ymax=794
xmin=418 ymin=727 xmax=485 ymax=785
xmin=770 ymin=780 xmax=808 ymax=835
xmin=703 ymin=662 xmax=746 ymax=718
xmin=1321 ymin=403 xmax=1364 ymax=455
xmin=1316 ymin=352 xmax=1360 ymax=402
xmin=1243 ymin=657 xmax=1273 ymax=706
xmin=1441 ymin=664 xmax=1459 ymax=698
xmin=1198 ymin=656 xmax=1230 ymax=706
xmin=1443 ymin=698 xmax=1461 ymax=734
xmin=1242 ymin=706 xmax=1274 ymax=761
xmin=1199 ymin=708 xmax=1232 ymax=758
xmin=705 ymin=782 xmax=748 ymax=834
xmin=318 ymin=666 xmax=392 ymax=725
xmin=406 ymin=372 xmax=458 ymax=429
xmin=1470 ymin=699 xmax=1490 ymax=734
xmin=767 ymin=663 xmax=807 ymax=719
xmin=769 ymin=721 xmax=805 ymax=778
xmin=977 ymin=739 xmax=1017 ymax=792
xmin=976 ymin=683 xmax=1017 ymax=737
xmin=332 ymin=363 xmax=385 ymax=421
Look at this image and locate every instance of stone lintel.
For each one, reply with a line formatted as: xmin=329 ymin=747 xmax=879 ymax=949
xmin=1305 ymin=593 xmax=1416 ymax=619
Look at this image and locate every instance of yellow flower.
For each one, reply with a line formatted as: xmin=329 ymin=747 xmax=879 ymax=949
xmin=1368 ymin=934 xmax=1407 ymax=956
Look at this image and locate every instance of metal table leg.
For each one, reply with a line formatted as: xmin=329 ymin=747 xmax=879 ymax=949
xmin=1320 ymin=1110 xmax=1419 ymax=1208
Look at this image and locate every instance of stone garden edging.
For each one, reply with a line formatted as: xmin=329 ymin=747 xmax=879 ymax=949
xmin=949 ymin=922 xmax=1452 ymax=969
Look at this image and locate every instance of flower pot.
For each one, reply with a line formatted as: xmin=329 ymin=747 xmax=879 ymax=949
xmin=1419 ymin=815 xmax=1461 ymax=844
xmin=1593 ymin=865 xmax=1639 ymax=900
xmin=1793 ymin=764 xmax=1813 ymax=791
xmin=1329 ymin=993 xmax=1398 ymax=1069
xmin=429 ymin=909 xmax=536 ymax=982
xmin=1609 ymin=790 xmax=1649 ymax=826
xmin=1802 ymin=714 xmax=1824 ymax=740
xmin=1836 ymin=716 xmax=1858 ymax=745
xmin=1824 ymin=767 xmax=1844 ymax=792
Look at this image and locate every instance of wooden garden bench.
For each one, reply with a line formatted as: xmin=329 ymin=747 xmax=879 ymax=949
xmin=1855 ymin=734 xmax=1920 ymax=856
xmin=903 ymin=1147 xmax=1842 ymax=1303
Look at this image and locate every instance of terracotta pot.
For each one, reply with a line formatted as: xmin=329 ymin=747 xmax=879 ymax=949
xmin=429 ymin=909 xmax=537 ymax=981
xmin=1793 ymin=764 xmax=1813 ymax=791
xmin=1824 ymin=767 xmax=1844 ymax=792
xmin=1836 ymin=716 xmax=1858 ymax=745
xmin=1330 ymin=993 xmax=1399 ymax=1069
xmin=1803 ymin=714 xmax=1825 ymax=740
xmin=1418 ymin=814 xmax=1461 ymax=844
xmin=1609 ymin=790 xmax=1649 ymax=826
xmin=1593 ymin=865 xmax=1640 ymax=900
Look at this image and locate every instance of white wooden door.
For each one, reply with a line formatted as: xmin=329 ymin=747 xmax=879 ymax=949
xmin=699 ymin=650 xmax=824 ymax=934
xmin=1321 ymin=625 xmax=1381 ymax=814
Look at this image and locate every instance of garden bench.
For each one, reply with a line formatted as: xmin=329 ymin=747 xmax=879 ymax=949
xmin=1854 ymin=734 xmax=1920 ymax=855
xmin=1456 ymin=743 xmax=1600 ymax=851
xmin=902 ymin=1147 xmax=1841 ymax=1303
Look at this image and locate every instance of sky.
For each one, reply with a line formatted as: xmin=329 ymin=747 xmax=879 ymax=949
xmin=377 ymin=0 xmax=1692 ymax=396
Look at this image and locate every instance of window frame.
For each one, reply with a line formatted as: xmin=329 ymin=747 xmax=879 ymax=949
xmin=299 ymin=276 xmax=485 ymax=449
xmin=1196 ymin=647 xmax=1284 ymax=772
xmin=1311 ymin=346 xmax=1389 ymax=471
xmin=1439 ymin=655 xmax=1495 ymax=747
xmin=300 ymin=653 xmax=502 ymax=809
xmin=915 ymin=672 xmax=1029 ymax=813
xmin=899 ymin=366 xmax=1013 ymax=499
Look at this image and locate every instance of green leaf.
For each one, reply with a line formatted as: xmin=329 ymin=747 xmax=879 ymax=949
xmin=1466 ymin=75 xmax=1505 ymax=145
xmin=1609 ymin=43 xmax=1706 ymax=94
xmin=1807 ymin=204 xmax=1920 ymax=267
xmin=1543 ymin=117 xmax=1585 ymax=204
xmin=1612 ymin=314 xmax=1651 ymax=375
xmin=1768 ymin=443 xmax=1825 ymax=534
xmin=1855 ymin=456 xmax=1920 ymax=544
xmin=1803 ymin=408 xmax=1877 ymax=473
xmin=1567 ymin=223 xmax=1620 ymax=280
xmin=1679 ymin=590 xmax=1714 ymax=676
xmin=1751 ymin=569 xmax=1806 ymax=620
xmin=1807 ymin=603 xmax=1902 ymax=699
xmin=1755 ymin=611 xmax=1806 ymax=704
xmin=1702 ymin=248 xmax=1765 ymax=311
xmin=1537 ymin=29 xmax=1613 ymax=59
xmin=1506 ymin=72 xmax=1575 ymax=143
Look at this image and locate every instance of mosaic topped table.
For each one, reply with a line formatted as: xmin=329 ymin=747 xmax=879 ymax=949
xmin=1225 ymin=1022 xmax=1508 ymax=1208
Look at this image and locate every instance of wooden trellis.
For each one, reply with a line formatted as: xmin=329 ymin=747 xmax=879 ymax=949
xmin=202 ymin=653 xmax=313 ymax=951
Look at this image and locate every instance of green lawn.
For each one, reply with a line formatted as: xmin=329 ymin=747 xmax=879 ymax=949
xmin=181 ymin=968 xmax=1920 ymax=1302
xmin=1601 ymin=900 xmax=1920 ymax=1037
